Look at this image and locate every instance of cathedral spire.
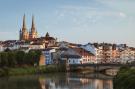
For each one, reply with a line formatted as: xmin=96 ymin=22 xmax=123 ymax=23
xmin=31 ymin=15 xmax=35 ymax=30
xmin=22 ymin=14 xmax=26 ymax=29
xmin=29 ymin=15 xmax=38 ymax=39
xmin=20 ymin=14 xmax=29 ymax=40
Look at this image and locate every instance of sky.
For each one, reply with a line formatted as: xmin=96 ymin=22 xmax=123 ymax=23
xmin=0 ymin=0 xmax=135 ymax=47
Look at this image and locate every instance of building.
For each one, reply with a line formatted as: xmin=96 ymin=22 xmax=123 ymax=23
xmin=29 ymin=15 xmax=38 ymax=40
xmin=29 ymin=43 xmax=45 ymax=50
xmin=119 ymin=47 xmax=135 ymax=63
xmin=0 ymin=44 xmax=3 ymax=52
xmin=42 ymin=48 xmax=56 ymax=65
xmin=60 ymin=48 xmax=82 ymax=64
xmin=73 ymin=47 xmax=96 ymax=64
xmin=19 ymin=15 xmax=57 ymax=48
xmin=41 ymin=32 xmax=57 ymax=48
xmin=19 ymin=15 xmax=38 ymax=41
xmin=80 ymin=43 xmax=97 ymax=63
xmin=2 ymin=40 xmax=20 ymax=51
xmin=95 ymin=46 xmax=103 ymax=63
xmin=111 ymin=44 xmax=121 ymax=63
xmin=39 ymin=54 xmax=46 ymax=66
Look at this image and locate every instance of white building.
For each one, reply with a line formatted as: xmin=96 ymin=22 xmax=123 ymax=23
xmin=42 ymin=48 xmax=56 ymax=65
xmin=62 ymin=55 xmax=82 ymax=64
xmin=95 ymin=46 xmax=103 ymax=63
xmin=80 ymin=43 xmax=97 ymax=63
xmin=120 ymin=47 xmax=135 ymax=63
xmin=0 ymin=45 xmax=4 ymax=52
xmin=29 ymin=43 xmax=45 ymax=50
xmin=60 ymin=48 xmax=82 ymax=64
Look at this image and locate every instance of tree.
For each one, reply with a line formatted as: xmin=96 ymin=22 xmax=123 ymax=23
xmin=0 ymin=52 xmax=8 ymax=67
xmin=15 ymin=51 xmax=25 ymax=66
xmin=34 ymin=50 xmax=41 ymax=66
xmin=4 ymin=48 xmax=11 ymax=52
xmin=7 ymin=52 xmax=16 ymax=67
xmin=114 ymin=67 xmax=135 ymax=89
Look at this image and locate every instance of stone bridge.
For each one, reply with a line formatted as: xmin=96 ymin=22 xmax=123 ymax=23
xmin=68 ymin=64 xmax=135 ymax=72
xmin=68 ymin=73 xmax=114 ymax=79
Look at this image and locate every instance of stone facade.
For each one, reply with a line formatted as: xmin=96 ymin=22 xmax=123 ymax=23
xmin=19 ymin=15 xmax=38 ymax=41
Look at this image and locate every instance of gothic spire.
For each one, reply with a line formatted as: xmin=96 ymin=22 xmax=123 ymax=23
xmin=31 ymin=15 xmax=35 ymax=30
xmin=22 ymin=14 xmax=26 ymax=29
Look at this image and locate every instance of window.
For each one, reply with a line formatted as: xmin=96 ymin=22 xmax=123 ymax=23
xmin=73 ymin=60 xmax=75 ymax=63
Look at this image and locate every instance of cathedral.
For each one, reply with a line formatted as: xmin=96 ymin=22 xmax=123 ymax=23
xmin=19 ymin=15 xmax=38 ymax=40
xmin=19 ymin=15 xmax=57 ymax=48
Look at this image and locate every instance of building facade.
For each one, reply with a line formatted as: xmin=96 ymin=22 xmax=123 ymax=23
xmin=19 ymin=15 xmax=57 ymax=48
xmin=42 ymin=48 xmax=56 ymax=65
xmin=19 ymin=15 xmax=38 ymax=41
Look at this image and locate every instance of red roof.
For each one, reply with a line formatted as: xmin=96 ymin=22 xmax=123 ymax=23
xmin=72 ymin=47 xmax=94 ymax=56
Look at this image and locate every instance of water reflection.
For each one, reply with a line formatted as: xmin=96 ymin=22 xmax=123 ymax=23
xmin=0 ymin=73 xmax=114 ymax=89
xmin=105 ymin=69 xmax=119 ymax=76
xmin=0 ymin=75 xmax=41 ymax=89
xmin=39 ymin=73 xmax=113 ymax=89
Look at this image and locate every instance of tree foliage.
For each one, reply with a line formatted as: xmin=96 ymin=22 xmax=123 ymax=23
xmin=113 ymin=66 xmax=135 ymax=89
xmin=0 ymin=50 xmax=41 ymax=68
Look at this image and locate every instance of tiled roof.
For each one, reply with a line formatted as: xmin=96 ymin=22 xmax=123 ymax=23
xmin=60 ymin=48 xmax=81 ymax=58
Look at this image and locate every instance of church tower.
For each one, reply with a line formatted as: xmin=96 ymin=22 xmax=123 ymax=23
xmin=19 ymin=14 xmax=29 ymax=40
xmin=29 ymin=15 xmax=38 ymax=39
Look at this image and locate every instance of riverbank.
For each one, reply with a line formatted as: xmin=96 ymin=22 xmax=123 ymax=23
xmin=0 ymin=64 xmax=66 ymax=77
xmin=113 ymin=66 xmax=135 ymax=89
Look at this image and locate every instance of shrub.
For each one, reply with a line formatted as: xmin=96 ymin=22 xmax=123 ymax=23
xmin=114 ymin=67 xmax=135 ymax=89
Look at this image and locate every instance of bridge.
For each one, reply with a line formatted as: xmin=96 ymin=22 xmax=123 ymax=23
xmin=68 ymin=64 xmax=135 ymax=72
xmin=68 ymin=72 xmax=114 ymax=79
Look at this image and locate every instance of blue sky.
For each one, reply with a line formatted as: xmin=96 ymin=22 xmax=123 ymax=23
xmin=0 ymin=0 xmax=135 ymax=47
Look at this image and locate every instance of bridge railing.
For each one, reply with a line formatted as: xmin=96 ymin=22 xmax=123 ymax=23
xmin=69 ymin=63 xmax=135 ymax=67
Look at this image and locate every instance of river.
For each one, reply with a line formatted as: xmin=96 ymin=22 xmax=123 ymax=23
xmin=0 ymin=72 xmax=115 ymax=89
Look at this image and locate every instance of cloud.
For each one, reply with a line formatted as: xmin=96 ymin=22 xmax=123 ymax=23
xmin=60 ymin=5 xmax=98 ymax=11
xmin=52 ymin=4 xmax=128 ymax=31
xmin=119 ymin=12 xmax=127 ymax=18
xmin=57 ymin=5 xmax=127 ymax=18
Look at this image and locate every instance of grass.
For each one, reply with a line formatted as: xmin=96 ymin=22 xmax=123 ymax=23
xmin=0 ymin=64 xmax=66 ymax=77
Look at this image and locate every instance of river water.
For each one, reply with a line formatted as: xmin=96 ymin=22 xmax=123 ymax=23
xmin=0 ymin=72 xmax=115 ymax=89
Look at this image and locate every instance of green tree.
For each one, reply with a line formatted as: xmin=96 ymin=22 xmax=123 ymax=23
xmin=7 ymin=52 xmax=16 ymax=67
xmin=114 ymin=67 xmax=135 ymax=89
xmin=34 ymin=50 xmax=41 ymax=66
xmin=0 ymin=52 xmax=8 ymax=67
xmin=4 ymin=48 xmax=11 ymax=52
xmin=15 ymin=51 xmax=25 ymax=66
